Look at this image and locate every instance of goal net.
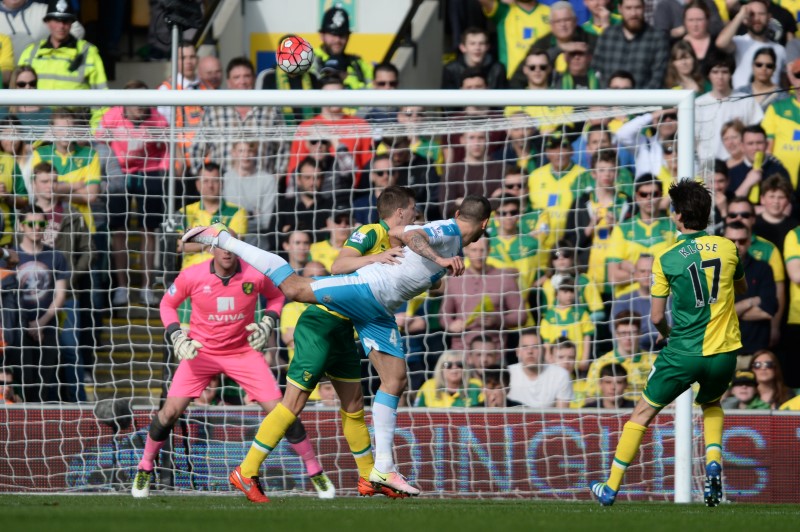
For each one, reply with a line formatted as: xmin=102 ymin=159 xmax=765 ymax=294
xmin=0 ymin=88 xmax=778 ymax=501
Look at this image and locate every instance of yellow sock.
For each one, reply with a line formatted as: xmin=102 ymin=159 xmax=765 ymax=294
xmin=340 ymin=409 xmax=374 ymax=479
xmin=703 ymin=406 xmax=724 ymax=465
xmin=607 ymin=421 xmax=647 ymax=492
xmin=240 ymin=403 xmax=296 ymax=477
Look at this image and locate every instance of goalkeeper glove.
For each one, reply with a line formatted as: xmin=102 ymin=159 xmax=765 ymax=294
xmin=170 ymin=329 xmax=203 ymax=361
xmin=245 ymin=312 xmax=279 ymax=352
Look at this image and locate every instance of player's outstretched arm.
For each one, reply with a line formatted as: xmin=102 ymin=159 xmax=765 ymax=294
xmin=389 ymin=226 xmax=465 ymax=276
xmin=331 ymin=246 xmax=404 ymax=275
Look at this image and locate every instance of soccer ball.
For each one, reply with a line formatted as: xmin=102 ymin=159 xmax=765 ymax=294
xmin=276 ymin=35 xmax=314 ymax=76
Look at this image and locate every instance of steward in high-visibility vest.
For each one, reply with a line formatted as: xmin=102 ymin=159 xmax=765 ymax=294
xmin=311 ymin=6 xmax=372 ymax=90
xmin=19 ymin=35 xmax=107 ymax=90
xmin=18 ymin=1 xmax=107 ymax=91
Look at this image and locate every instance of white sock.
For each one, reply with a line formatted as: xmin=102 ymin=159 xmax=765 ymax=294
xmin=217 ymin=232 xmax=293 ymax=285
xmin=373 ymin=391 xmax=399 ymax=472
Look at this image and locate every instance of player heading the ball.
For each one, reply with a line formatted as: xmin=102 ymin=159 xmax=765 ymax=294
xmin=183 ymin=195 xmax=493 ymax=497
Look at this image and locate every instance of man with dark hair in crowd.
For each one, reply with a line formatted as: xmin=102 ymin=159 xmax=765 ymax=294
xmin=483 ymin=366 xmax=521 ymax=407
xmin=591 ymin=0 xmax=669 ymax=89
xmin=507 ymin=330 xmax=573 ymax=408
xmin=442 ymin=26 xmax=508 ymax=89
xmin=222 ymin=140 xmax=279 ymax=249
xmin=611 ymin=254 xmax=662 ymax=352
xmin=582 ymin=363 xmax=636 ymax=409
xmin=277 ymin=157 xmax=333 ymax=239
xmin=282 ymin=230 xmax=312 ymax=274
xmin=528 ymin=131 xmax=587 ymax=250
xmin=754 ymin=174 xmax=798 ymax=250
xmin=606 ymin=69 xmax=635 ymax=89
xmin=727 ymin=125 xmax=791 ymax=205
xmin=309 ymin=211 xmax=352 ymax=274
xmin=359 ymin=62 xmax=401 ymax=124
xmin=440 ymin=236 xmax=526 ymax=351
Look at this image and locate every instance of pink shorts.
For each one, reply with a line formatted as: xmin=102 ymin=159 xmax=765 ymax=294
xmin=167 ymin=348 xmax=282 ymax=402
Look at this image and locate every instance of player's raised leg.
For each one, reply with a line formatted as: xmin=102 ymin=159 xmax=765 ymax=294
xmin=132 ymin=396 xmax=192 ymax=498
xmin=182 ymin=223 xmax=316 ymax=302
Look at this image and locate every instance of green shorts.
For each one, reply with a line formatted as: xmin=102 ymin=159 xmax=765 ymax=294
xmin=286 ymin=305 xmax=362 ymax=392
xmin=642 ymin=348 xmax=738 ymax=408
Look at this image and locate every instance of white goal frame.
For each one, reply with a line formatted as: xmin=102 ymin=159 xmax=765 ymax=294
xmin=1 ymin=88 xmax=696 ymax=503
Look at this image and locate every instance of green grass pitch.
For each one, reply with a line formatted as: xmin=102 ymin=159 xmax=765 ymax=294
xmin=2 ymin=496 xmax=799 ymax=532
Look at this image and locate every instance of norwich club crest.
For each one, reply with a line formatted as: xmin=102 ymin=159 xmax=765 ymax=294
xmin=242 ymin=282 xmax=254 ymax=295
xmin=303 ymin=371 xmax=312 ymax=382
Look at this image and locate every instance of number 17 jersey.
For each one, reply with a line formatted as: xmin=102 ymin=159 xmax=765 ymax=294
xmin=651 ymin=231 xmax=744 ymax=356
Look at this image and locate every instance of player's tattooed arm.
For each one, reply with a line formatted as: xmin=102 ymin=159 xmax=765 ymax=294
xmin=390 ymin=227 xmax=465 ymax=276
xmin=391 ymin=227 xmax=443 ymax=262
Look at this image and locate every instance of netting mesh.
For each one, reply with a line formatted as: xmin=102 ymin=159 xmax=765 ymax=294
xmin=0 ymin=96 xmax=739 ymax=498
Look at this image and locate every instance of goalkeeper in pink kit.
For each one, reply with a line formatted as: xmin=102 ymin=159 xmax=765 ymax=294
xmin=131 ymin=246 xmax=334 ymax=500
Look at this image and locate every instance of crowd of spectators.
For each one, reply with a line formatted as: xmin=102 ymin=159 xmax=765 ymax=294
xmin=1 ymin=0 xmax=800 ymax=410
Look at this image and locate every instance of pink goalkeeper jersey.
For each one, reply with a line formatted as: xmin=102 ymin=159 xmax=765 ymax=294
xmin=160 ymin=259 xmax=285 ymax=356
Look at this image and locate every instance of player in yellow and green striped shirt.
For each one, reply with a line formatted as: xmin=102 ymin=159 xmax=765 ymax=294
xmin=589 ymin=179 xmax=746 ymax=507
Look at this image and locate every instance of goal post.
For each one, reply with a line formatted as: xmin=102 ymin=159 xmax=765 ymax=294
xmin=0 ymin=88 xmax=702 ymax=500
